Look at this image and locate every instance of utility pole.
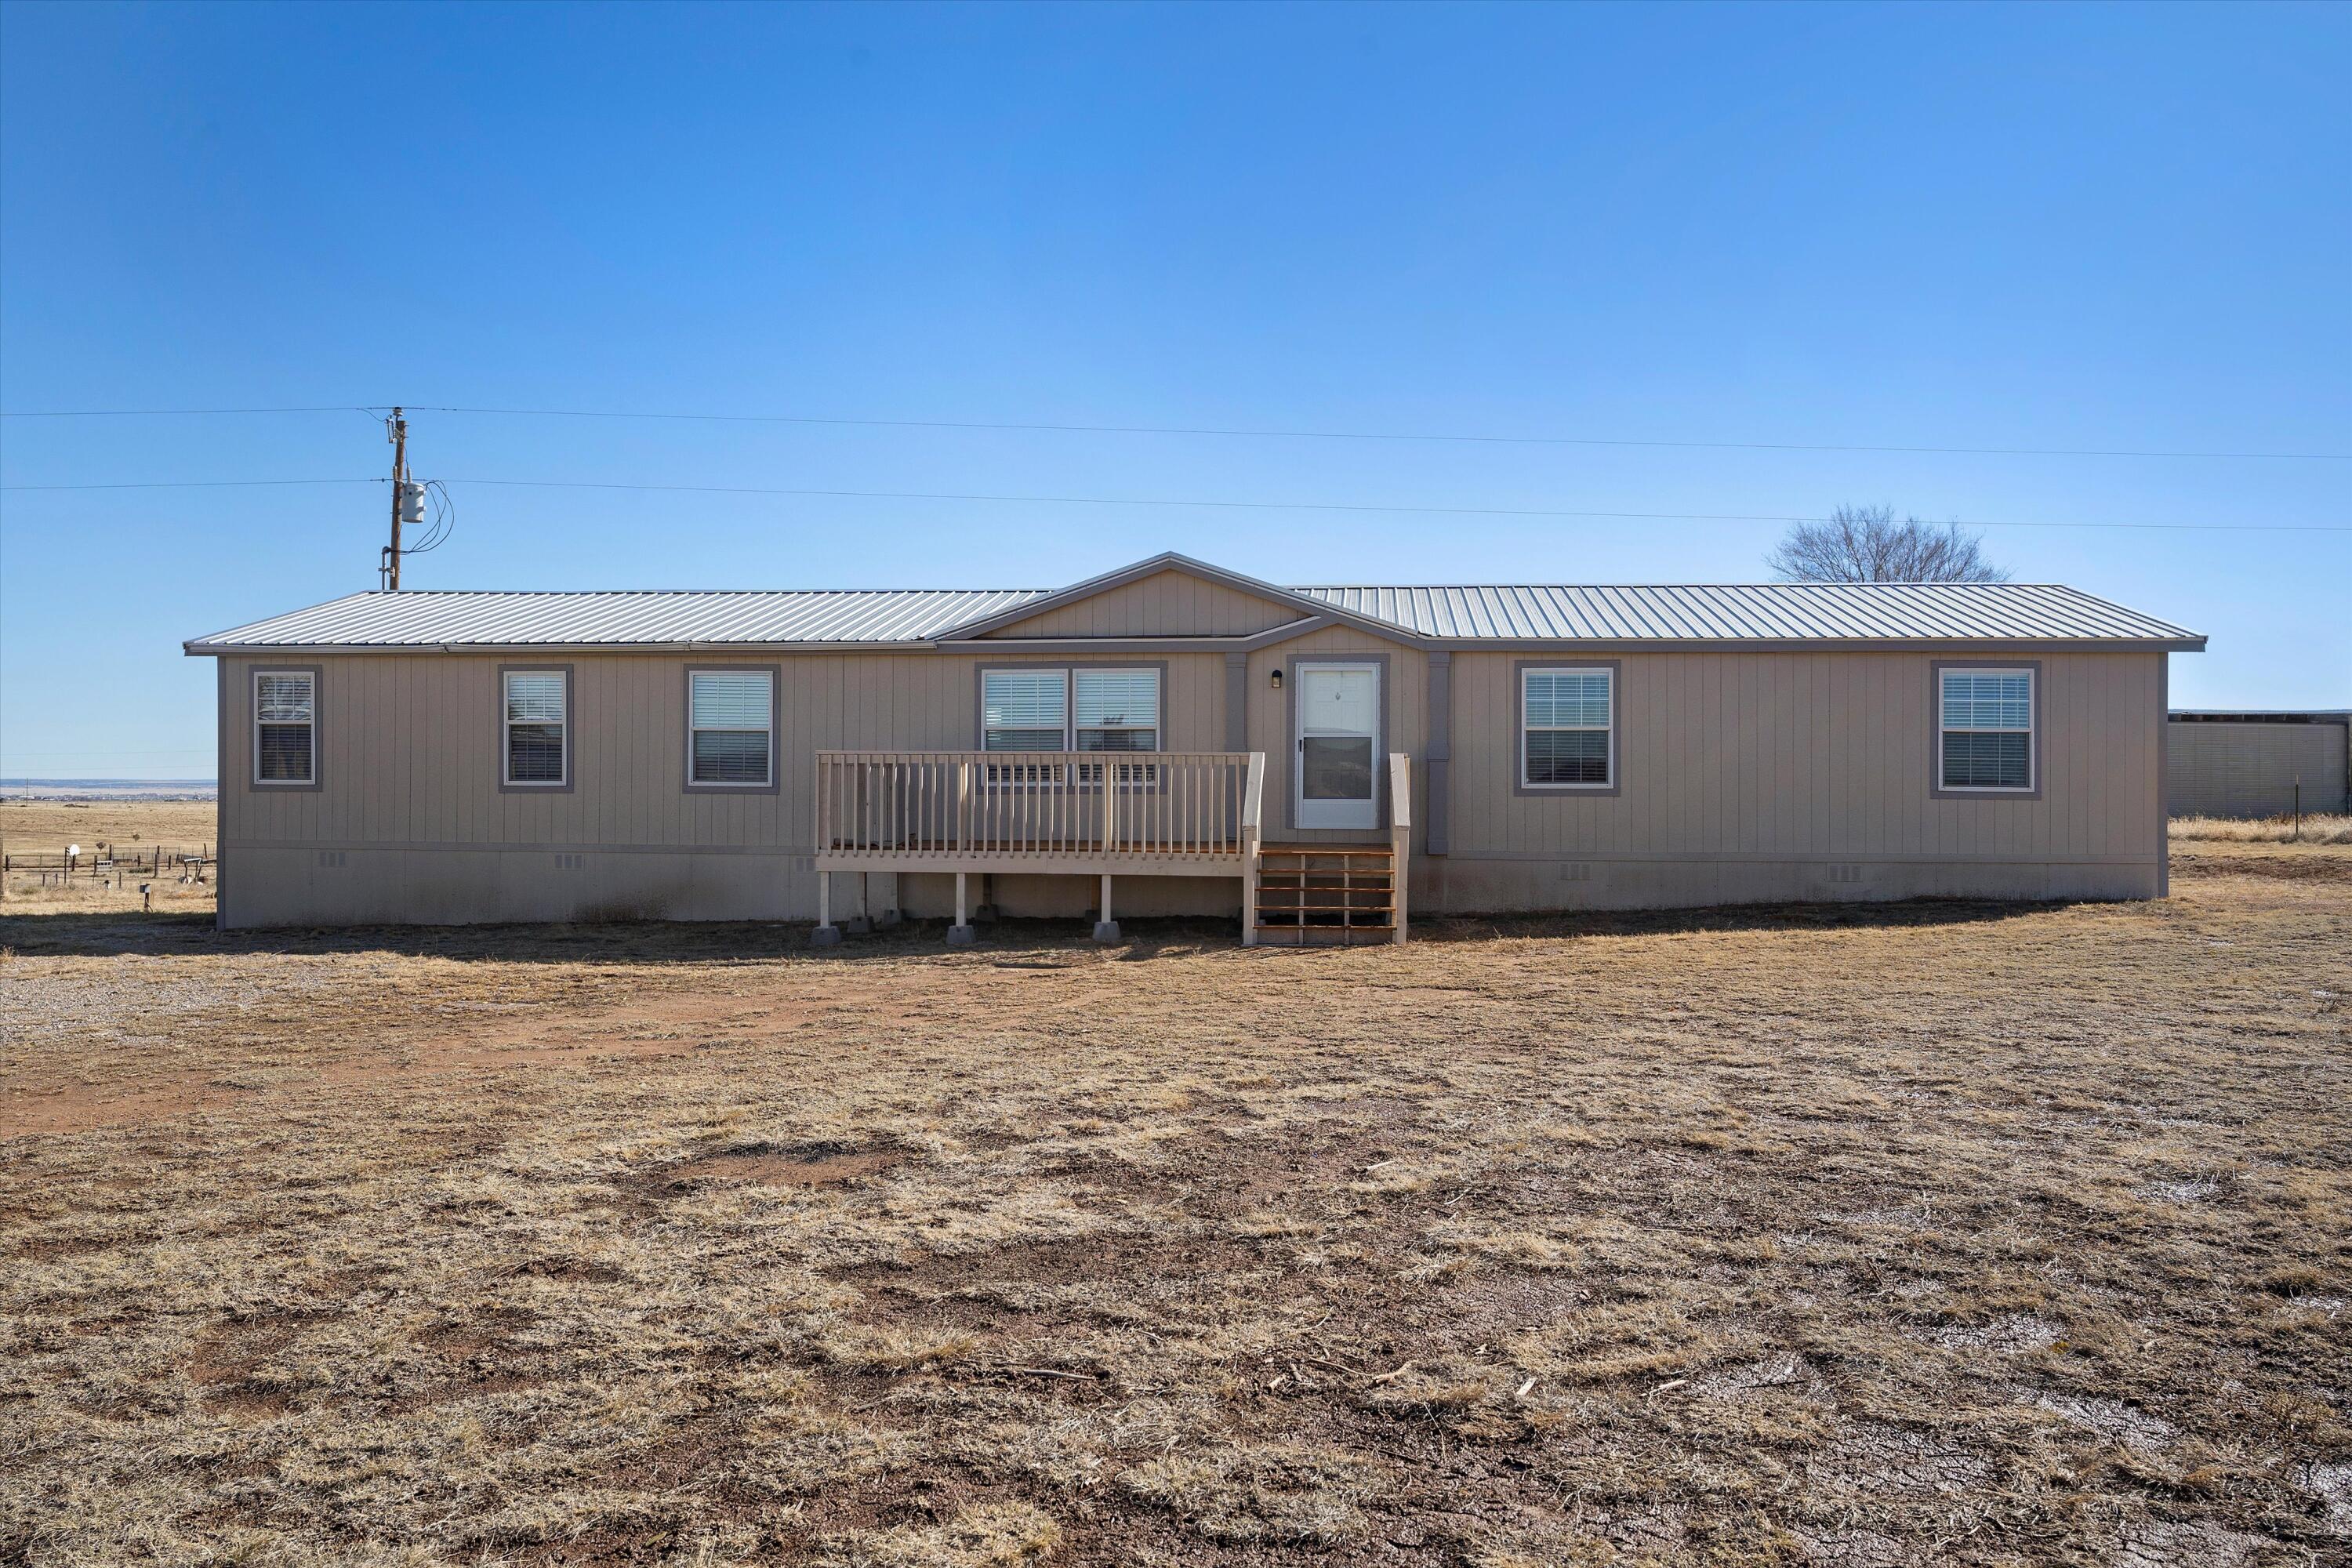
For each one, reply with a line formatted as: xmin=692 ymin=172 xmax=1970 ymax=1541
xmin=386 ymin=406 xmax=409 ymax=591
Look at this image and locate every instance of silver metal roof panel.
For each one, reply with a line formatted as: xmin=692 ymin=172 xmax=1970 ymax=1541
xmin=185 ymin=588 xmax=1051 ymax=651
xmin=1294 ymin=582 xmax=2200 ymax=645
xmin=187 ymin=579 xmax=2202 ymax=652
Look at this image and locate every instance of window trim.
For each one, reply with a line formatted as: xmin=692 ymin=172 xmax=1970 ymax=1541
xmin=1514 ymin=660 xmax=1621 ymax=797
xmin=250 ymin=664 xmax=323 ymax=791
xmin=683 ymin=663 xmax=782 ymax=794
xmin=497 ymin=664 xmax=575 ymax=793
xmin=975 ymin=662 xmax=1167 ymax=754
xmin=1930 ymin=660 xmax=2041 ymax=800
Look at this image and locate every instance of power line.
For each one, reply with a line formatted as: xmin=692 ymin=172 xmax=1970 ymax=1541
xmin=0 ymin=406 xmax=378 ymax=417
xmin=441 ymin=476 xmax=2350 ymax=534
xmin=0 ymin=478 xmax=379 ymax=491
xmin=3 ymin=401 xmax=2344 ymax=462
xmin=2 ymin=472 xmax=2340 ymax=532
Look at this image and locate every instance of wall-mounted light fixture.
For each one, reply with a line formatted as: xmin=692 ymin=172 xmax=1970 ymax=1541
xmin=1269 ymin=669 xmax=1283 ymax=691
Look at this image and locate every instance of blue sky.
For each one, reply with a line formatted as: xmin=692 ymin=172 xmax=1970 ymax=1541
xmin=2 ymin=1 xmax=2346 ymax=779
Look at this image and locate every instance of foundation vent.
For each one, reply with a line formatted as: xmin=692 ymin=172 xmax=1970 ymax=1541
xmin=554 ymin=853 xmax=586 ymax=870
xmin=1824 ymin=863 xmax=1864 ymax=884
xmin=315 ymin=850 xmax=347 ymax=869
xmin=1559 ymin=862 xmax=1593 ymax=883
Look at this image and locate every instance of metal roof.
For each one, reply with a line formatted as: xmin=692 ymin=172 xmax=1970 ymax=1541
xmin=1294 ymin=583 xmax=2201 ymax=645
xmin=185 ymin=588 xmax=1051 ymax=650
xmin=187 ymin=579 xmax=2202 ymax=652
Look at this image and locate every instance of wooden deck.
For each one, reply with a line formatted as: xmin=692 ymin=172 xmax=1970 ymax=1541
xmin=810 ymin=749 xmax=1411 ymax=945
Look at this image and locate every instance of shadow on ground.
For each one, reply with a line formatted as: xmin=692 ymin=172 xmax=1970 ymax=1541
xmin=0 ymin=895 xmax=2070 ymax=964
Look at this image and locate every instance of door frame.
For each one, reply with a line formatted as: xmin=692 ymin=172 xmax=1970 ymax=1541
xmin=1287 ymin=654 xmax=1388 ymax=833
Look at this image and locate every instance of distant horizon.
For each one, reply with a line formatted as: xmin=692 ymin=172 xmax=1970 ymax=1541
xmin=2 ymin=779 xmax=216 ymax=793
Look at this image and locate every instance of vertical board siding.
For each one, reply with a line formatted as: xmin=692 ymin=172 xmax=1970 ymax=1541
xmin=1445 ymin=648 xmax=2161 ymax=866
xmin=216 ymin=644 xmax=2161 ymax=924
xmin=982 ymin=569 xmax=1303 ymax=638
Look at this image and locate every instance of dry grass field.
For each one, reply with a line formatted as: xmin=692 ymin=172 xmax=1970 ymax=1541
xmin=2173 ymin=815 xmax=2352 ymax=848
xmin=2 ymin=806 xmax=2347 ymax=1567
xmin=0 ymin=797 xmax=218 ymax=919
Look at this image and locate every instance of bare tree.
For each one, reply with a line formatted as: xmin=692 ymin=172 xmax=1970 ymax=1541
xmin=1766 ymin=503 xmax=2009 ymax=583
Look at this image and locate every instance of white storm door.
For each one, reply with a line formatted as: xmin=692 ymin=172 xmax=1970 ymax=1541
xmin=1295 ymin=662 xmax=1380 ymax=831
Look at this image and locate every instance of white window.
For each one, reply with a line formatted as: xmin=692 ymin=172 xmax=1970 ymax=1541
xmin=982 ymin=669 xmax=1071 ymax=752
xmin=689 ymin=670 xmax=774 ymax=786
xmin=1521 ymin=667 xmax=1613 ymax=788
xmin=253 ymin=670 xmax=315 ymax=785
xmin=503 ymin=670 xmax=568 ymax=786
xmin=1076 ymin=670 xmax=1160 ymax=753
xmin=981 ymin=668 xmax=1161 ymax=753
xmin=1939 ymin=669 xmax=2034 ymax=791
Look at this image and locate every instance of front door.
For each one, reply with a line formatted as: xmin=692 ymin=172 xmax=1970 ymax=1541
xmin=1295 ymin=661 xmax=1381 ymax=831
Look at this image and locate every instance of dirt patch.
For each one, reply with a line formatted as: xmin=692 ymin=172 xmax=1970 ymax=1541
xmin=660 ymin=1142 xmax=906 ymax=1191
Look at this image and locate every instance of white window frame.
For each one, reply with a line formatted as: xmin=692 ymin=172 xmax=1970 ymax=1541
xmin=979 ymin=666 xmax=1163 ymax=754
xmin=252 ymin=668 xmax=317 ymax=788
xmin=1073 ymin=667 xmax=1162 ymax=755
xmin=686 ymin=667 xmax=776 ymax=789
xmin=1936 ymin=666 xmax=2036 ymax=794
xmin=501 ymin=667 xmax=571 ymax=789
xmin=980 ymin=665 xmax=1163 ymax=787
xmin=1519 ymin=665 xmax=1616 ymax=792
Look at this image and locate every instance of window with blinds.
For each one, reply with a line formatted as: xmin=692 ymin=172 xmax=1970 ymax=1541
xmin=1522 ymin=667 xmax=1613 ymax=788
xmin=689 ymin=670 xmax=774 ymax=786
xmin=503 ymin=670 xmax=568 ymax=786
xmin=982 ymin=670 xmax=1069 ymax=751
xmin=254 ymin=670 xmax=315 ymax=784
xmin=1075 ymin=670 xmax=1160 ymax=753
xmin=1939 ymin=669 xmax=2034 ymax=790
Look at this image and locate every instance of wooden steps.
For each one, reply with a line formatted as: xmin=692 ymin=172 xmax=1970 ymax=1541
xmin=1254 ymin=844 xmax=1397 ymax=946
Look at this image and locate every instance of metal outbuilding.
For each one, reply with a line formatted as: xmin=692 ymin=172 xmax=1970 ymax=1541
xmin=2168 ymin=710 xmax=2352 ymax=818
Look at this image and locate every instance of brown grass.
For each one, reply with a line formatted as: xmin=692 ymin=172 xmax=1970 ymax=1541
xmin=0 ymin=797 xmax=219 ymax=918
xmin=2172 ymin=813 xmax=2352 ymax=847
xmin=1 ymin=815 xmax=2348 ymax=1564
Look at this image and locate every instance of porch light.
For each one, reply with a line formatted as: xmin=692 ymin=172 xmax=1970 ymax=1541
xmin=1270 ymin=669 xmax=1283 ymax=691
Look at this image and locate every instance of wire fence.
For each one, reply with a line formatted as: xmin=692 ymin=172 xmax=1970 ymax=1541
xmin=2 ymin=844 xmax=212 ymax=884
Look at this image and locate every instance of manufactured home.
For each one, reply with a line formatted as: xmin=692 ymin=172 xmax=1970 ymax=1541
xmin=184 ymin=553 xmax=2203 ymax=941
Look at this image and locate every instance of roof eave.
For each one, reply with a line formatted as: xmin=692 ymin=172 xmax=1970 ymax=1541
xmin=184 ymin=632 xmax=2209 ymax=656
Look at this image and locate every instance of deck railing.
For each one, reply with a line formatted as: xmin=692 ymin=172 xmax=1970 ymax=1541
xmin=817 ymin=750 xmax=1264 ymax=864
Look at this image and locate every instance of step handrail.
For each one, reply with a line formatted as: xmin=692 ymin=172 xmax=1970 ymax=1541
xmin=1388 ymin=752 xmax=1410 ymax=945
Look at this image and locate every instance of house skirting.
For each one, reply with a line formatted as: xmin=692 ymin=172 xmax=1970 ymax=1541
xmin=215 ymin=840 xmax=2160 ymax=929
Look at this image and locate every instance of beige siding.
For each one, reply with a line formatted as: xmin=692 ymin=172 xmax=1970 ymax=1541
xmin=220 ymin=648 xmax=1234 ymax=927
xmin=1244 ymin=626 xmax=1429 ymax=843
xmin=1432 ymin=648 xmax=2164 ymax=909
xmin=216 ymin=641 xmax=2167 ymax=927
xmin=982 ymin=568 xmax=1302 ymax=637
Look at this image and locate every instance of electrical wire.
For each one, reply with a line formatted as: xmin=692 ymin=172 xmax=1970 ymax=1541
xmin=401 ymin=405 xmax=2352 ymax=463
xmin=2 ymin=473 xmax=2341 ymax=533
xmin=0 ymin=477 xmax=379 ymax=490
xmin=2 ymin=401 xmax=2343 ymax=463
xmin=437 ymin=476 xmax=2352 ymax=534
xmin=0 ymin=405 xmax=383 ymax=419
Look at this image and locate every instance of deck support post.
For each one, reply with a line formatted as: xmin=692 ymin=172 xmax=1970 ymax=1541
xmin=948 ymin=871 xmax=975 ymax=946
xmin=812 ymin=869 xmax=842 ymax=947
xmin=1093 ymin=873 xmax=1120 ymax=943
